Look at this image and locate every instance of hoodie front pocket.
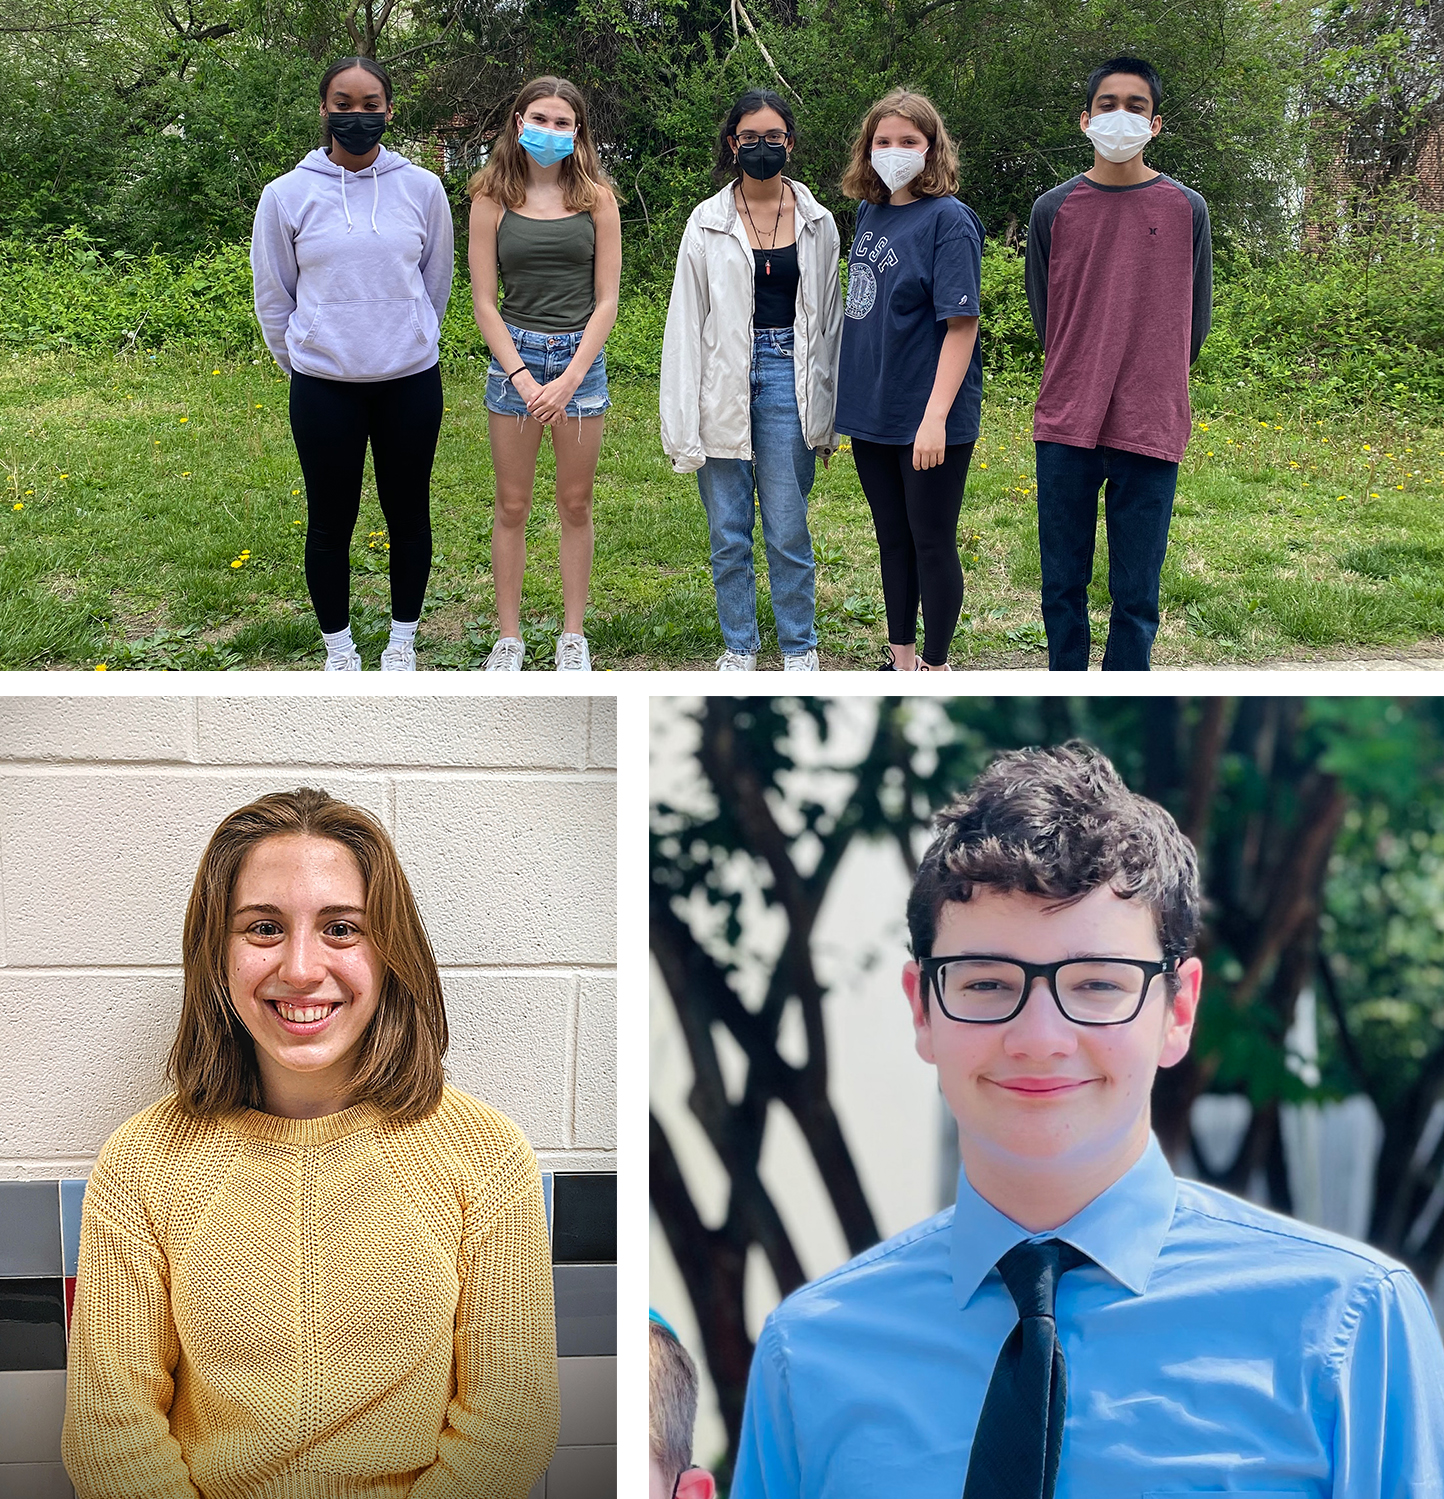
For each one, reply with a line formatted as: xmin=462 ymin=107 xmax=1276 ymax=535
xmin=299 ymin=298 xmax=427 ymax=377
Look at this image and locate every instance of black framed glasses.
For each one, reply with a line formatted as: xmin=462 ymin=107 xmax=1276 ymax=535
xmin=734 ymin=129 xmax=789 ymax=146
xmin=919 ymin=954 xmax=1177 ymax=1026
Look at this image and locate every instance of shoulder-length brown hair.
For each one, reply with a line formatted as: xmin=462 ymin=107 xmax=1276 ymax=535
xmin=840 ymin=88 xmax=960 ymax=204
xmin=467 ymin=75 xmax=617 ymax=213
xmin=168 ymin=787 xmax=448 ymax=1121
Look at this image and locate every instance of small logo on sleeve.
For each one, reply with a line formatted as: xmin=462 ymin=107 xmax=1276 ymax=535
xmin=960 ymin=294 xmax=969 ymax=304
xmin=1149 ymin=227 xmax=1158 ymax=235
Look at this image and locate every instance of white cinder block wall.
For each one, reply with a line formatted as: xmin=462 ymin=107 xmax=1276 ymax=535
xmin=0 ymin=695 xmax=617 ymax=1499
xmin=0 ymin=695 xmax=616 ymax=1175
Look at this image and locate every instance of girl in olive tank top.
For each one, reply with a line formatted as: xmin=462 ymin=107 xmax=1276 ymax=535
xmin=467 ymin=76 xmax=622 ymax=673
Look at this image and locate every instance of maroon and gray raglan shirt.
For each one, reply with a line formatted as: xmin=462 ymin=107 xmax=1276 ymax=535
xmin=1025 ymin=173 xmax=1212 ymax=464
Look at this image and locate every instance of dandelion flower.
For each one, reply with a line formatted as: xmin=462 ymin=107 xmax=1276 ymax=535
xmin=1370 ymin=492 xmax=1380 ymax=499
xmin=95 ymin=663 xmax=108 ymax=671
xmin=255 ymin=404 xmax=263 ymax=409
xmin=1363 ymin=444 xmax=1372 ymax=451
xmin=212 ymin=369 xmax=221 ymax=376
xmin=980 ymin=462 xmax=988 ymax=469
xmin=231 ymin=559 xmax=244 ymax=568
xmin=179 ymin=416 xmax=189 ymax=423
xmin=293 ymin=519 xmax=302 ymax=525
xmin=292 ymin=489 xmax=300 ymax=495
xmin=12 ymin=503 xmax=23 ymax=511
xmin=1397 ymin=484 xmax=1405 ymax=490
xmin=59 ymin=473 xmax=68 ymax=479
xmin=181 ymin=472 xmax=191 ymax=478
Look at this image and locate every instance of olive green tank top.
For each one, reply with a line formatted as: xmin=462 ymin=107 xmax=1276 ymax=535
xmin=496 ymin=210 xmax=597 ymax=333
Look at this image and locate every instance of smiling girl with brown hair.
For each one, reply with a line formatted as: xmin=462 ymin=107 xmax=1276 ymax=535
xmin=61 ymin=788 xmax=558 ymax=1499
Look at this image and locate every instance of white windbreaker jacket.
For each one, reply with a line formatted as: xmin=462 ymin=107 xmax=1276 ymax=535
xmin=660 ymin=179 xmax=843 ymax=473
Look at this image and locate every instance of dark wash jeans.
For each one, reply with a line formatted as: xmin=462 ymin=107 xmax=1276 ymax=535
xmin=1034 ymin=440 xmax=1179 ymax=671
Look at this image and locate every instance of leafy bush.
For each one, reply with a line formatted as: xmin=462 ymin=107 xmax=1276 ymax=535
xmin=1193 ymin=201 xmax=1444 ymax=412
xmin=1 ymin=230 xmax=262 ymax=356
xmin=6 ymin=205 xmax=1444 ymax=413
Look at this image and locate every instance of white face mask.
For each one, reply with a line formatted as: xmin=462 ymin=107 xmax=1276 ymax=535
xmin=1084 ymin=108 xmax=1155 ymax=163
xmin=871 ymin=147 xmax=927 ymax=193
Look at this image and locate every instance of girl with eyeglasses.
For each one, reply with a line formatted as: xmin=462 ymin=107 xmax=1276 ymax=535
xmin=661 ymin=88 xmax=843 ymax=672
xmin=468 ymin=76 xmax=621 ymax=672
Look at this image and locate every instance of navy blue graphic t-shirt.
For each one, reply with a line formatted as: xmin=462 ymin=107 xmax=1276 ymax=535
xmin=836 ymin=194 xmax=984 ymax=445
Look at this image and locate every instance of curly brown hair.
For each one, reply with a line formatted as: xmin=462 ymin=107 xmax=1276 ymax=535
xmin=168 ymin=787 xmax=448 ymax=1120
xmin=840 ymin=88 xmax=959 ymax=204
xmin=906 ymin=743 xmax=1200 ymax=1004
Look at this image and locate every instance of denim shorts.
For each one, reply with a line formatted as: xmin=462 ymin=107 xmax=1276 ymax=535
xmin=485 ymin=323 xmax=611 ymax=419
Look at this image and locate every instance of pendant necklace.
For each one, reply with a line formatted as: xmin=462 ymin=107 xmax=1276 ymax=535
xmin=739 ymin=181 xmax=786 ymax=274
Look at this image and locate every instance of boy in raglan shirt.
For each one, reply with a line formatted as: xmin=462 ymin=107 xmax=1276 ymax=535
xmin=1025 ymin=57 xmax=1212 ymax=671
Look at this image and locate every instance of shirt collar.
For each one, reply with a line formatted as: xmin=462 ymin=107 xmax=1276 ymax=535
xmin=950 ymin=1132 xmax=1178 ymax=1309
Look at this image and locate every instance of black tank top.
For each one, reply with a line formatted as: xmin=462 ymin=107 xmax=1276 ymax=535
xmin=753 ymin=243 xmax=799 ymax=329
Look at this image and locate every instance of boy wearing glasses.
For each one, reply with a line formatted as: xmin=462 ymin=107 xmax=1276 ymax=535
xmin=731 ymin=744 xmax=1444 ymax=1498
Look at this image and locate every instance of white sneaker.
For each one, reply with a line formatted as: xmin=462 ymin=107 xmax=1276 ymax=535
xmin=716 ymin=650 xmax=757 ymax=671
xmin=323 ymin=647 xmax=362 ymax=671
xmin=484 ymin=636 xmax=525 ymax=671
xmin=379 ymin=640 xmax=416 ymax=671
xmin=914 ymin=659 xmax=952 ymax=670
xmin=783 ymin=649 xmax=819 ymax=671
xmin=555 ymin=632 xmax=591 ymax=672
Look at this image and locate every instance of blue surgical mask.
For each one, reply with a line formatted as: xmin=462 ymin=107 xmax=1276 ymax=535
xmin=518 ymin=121 xmax=575 ymax=167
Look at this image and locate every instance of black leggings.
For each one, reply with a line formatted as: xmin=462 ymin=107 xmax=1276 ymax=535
xmin=289 ymin=364 xmax=444 ymax=633
xmin=852 ymin=438 xmax=975 ymax=666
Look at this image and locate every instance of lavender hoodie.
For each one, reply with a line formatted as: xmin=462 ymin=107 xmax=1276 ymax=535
xmin=251 ymin=146 xmax=454 ymax=382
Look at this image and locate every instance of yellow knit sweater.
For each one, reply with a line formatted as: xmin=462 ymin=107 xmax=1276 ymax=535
xmin=61 ymin=1085 xmax=560 ymax=1499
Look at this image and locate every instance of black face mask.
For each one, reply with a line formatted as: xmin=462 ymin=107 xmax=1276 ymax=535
xmin=328 ymin=111 xmax=387 ymax=156
xmin=736 ymin=139 xmax=787 ymax=180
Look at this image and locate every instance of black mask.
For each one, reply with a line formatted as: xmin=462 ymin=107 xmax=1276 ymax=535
xmin=736 ymin=139 xmax=787 ymax=180
xmin=328 ymin=111 xmax=387 ymax=155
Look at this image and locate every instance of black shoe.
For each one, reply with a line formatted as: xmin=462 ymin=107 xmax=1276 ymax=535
xmin=878 ymin=648 xmax=897 ymax=671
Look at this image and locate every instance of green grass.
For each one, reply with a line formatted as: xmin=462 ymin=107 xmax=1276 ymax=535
xmin=4 ymin=350 xmax=1444 ymax=669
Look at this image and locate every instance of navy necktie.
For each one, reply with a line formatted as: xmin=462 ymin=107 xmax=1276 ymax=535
xmin=961 ymin=1237 xmax=1091 ymax=1499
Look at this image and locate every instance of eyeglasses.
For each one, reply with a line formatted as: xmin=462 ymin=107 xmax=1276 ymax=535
xmin=735 ymin=130 xmax=789 ymax=146
xmin=919 ymin=954 xmax=1177 ymax=1026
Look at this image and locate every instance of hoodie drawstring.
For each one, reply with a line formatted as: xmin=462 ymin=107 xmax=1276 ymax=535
xmin=340 ymin=168 xmax=353 ymax=233
xmin=370 ymin=165 xmax=379 ymax=233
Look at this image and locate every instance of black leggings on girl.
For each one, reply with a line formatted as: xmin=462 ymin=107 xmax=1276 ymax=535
xmin=289 ymin=364 xmax=444 ymax=634
xmin=852 ymin=438 xmax=975 ymax=666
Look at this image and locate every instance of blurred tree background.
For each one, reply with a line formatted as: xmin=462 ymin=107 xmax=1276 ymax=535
xmin=650 ymin=695 xmax=1444 ymax=1476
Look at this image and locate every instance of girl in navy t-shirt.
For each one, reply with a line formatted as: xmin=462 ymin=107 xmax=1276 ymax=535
xmin=837 ymin=89 xmax=983 ymax=670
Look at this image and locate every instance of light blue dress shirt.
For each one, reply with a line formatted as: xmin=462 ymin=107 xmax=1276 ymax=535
xmin=733 ymin=1135 xmax=1444 ymax=1498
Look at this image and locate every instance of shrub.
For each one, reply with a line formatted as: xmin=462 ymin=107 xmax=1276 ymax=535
xmin=6 ymin=204 xmax=1443 ymax=416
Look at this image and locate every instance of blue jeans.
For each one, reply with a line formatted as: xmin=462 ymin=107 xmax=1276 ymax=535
xmin=485 ymin=323 xmax=610 ymax=419
xmin=1035 ymin=440 xmax=1179 ymax=671
xmin=695 ymin=328 xmax=817 ymax=656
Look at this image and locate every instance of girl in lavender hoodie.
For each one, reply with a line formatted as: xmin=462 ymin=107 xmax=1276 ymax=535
xmin=251 ymin=57 xmax=453 ymax=671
